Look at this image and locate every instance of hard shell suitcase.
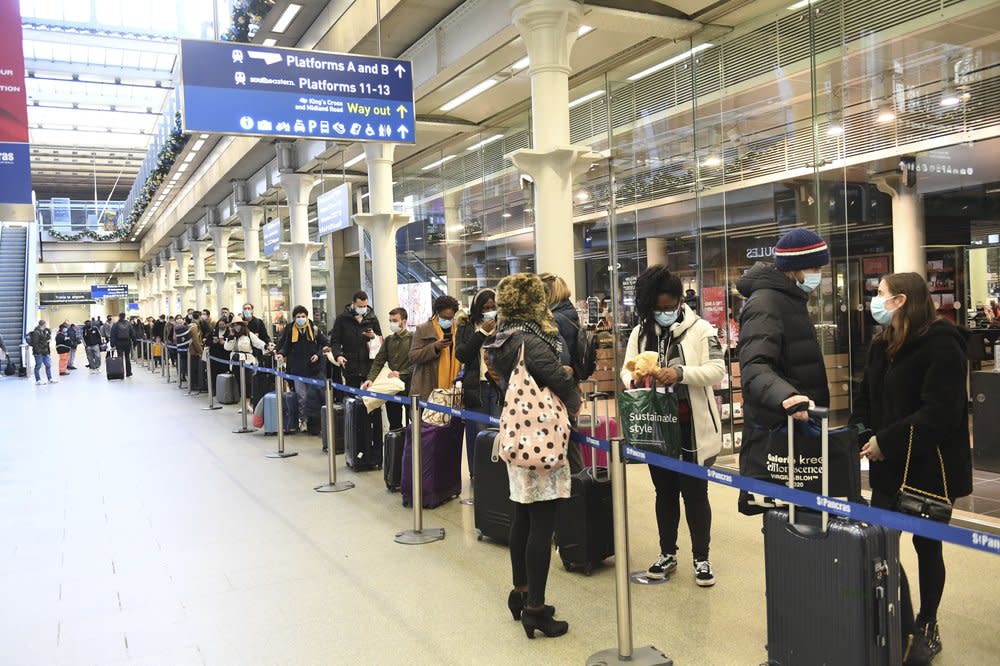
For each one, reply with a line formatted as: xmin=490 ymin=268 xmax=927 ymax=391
xmin=763 ymin=408 xmax=902 ymax=666
xmin=401 ymin=418 xmax=464 ymax=508
xmin=473 ymin=428 xmax=515 ymax=544
xmin=555 ymin=389 xmax=614 ymax=574
xmin=383 ymin=428 xmax=406 ymax=491
xmin=251 ymin=368 xmax=272 ymax=408
xmin=320 ymin=403 xmax=345 ymax=453
xmin=344 ymin=396 xmax=382 ymax=470
xmin=105 ymin=350 xmax=124 ymax=381
xmin=263 ymin=391 xmax=299 ymax=435
xmin=216 ymin=372 xmax=239 ymax=404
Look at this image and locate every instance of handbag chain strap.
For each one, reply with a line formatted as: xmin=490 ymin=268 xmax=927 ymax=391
xmin=900 ymin=425 xmax=950 ymax=504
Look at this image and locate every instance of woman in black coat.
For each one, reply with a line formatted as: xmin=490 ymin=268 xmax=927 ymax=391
xmin=851 ymin=272 xmax=972 ymax=665
xmin=455 ymin=288 xmax=499 ymax=478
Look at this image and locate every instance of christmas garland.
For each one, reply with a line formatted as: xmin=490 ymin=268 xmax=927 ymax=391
xmin=46 ymin=113 xmax=189 ymax=242
xmin=221 ymin=0 xmax=276 ymax=43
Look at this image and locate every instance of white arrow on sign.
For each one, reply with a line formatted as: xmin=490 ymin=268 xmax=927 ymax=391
xmin=394 ymin=64 xmax=406 ymax=78
xmin=397 ymin=125 xmax=410 ymax=139
xmin=247 ymin=51 xmax=282 ymax=65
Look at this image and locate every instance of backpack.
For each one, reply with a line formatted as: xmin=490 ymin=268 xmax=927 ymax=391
xmin=114 ymin=322 xmax=131 ymax=342
xmin=571 ymin=322 xmax=598 ymax=381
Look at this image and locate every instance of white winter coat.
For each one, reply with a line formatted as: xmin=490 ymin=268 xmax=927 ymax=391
xmin=224 ymin=332 xmax=265 ymax=365
xmin=620 ymin=304 xmax=725 ymax=464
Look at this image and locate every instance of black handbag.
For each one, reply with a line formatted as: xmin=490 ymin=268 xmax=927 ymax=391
xmin=893 ymin=426 xmax=952 ymax=523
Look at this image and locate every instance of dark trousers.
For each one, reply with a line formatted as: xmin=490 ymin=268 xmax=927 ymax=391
xmin=510 ymin=499 xmax=561 ymax=607
xmin=345 ymin=373 xmax=382 ymax=439
xmin=115 ymin=343 xmax=132 ymax=376
xmin=385 ymin=378 xmax=411 ymax=431
xmin=464 ymin=380 xmax=501 ymax=477
xmin=871 ymin=491 xmax=946 ymax=635
xmin=648 ymin=419 xmax=710 ymax=560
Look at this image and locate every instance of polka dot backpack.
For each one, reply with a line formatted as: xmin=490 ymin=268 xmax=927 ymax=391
xmin=495 ymin=344 xmax=570 ymax=472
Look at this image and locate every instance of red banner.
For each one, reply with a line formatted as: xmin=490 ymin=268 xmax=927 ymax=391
xmin=0 ymin=0 xmax=28 ymax=143
xmin=701 ymin=286 xmax=727 ymax=332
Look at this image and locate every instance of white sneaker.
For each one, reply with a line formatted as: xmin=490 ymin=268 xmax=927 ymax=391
xmin=694 ymin=559 xmax=716 ymax=587
xmin=49 ymin=378 xmax=58 ymax=383
xmin=36 ymin=379 xmax=46 ymax=385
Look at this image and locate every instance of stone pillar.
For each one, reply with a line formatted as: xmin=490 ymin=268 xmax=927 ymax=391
xmin=208 ymin=226 xmax=238 ymax=314
xmin=278 ymin=172 xmax=322 ymax=312
xmin=970 ymin=248 xmax=989 ymax=308
xmin=354 ymin=143 xmax=410 ymax=323
xmin=165 ymin=255 xmax=178 ymax=314
xmin=175 ymin=250 xmax=192 ymax=313
xmin=508 ymin=257 xmax=522 ymax=273
xmin=157 ymin=262 xmax=169 ymax=317
xmin=875 ymin=178 xmax=926 ymax=276
xmin=646 ymin=237 xmax=668 ymax=268
xmin=443 ymin=190 xmax=464 ymax=296
xmin=235 ymin=203 xmax=268 ymax=311
xmin=508 ymin=0 xmax=601 ymax=297
xmin=189 ymin=239 xmax=212 ymax=312
xmin=473 ymin=259 xmax=487 ymax=289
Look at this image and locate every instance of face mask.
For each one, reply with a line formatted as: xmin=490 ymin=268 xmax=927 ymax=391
xmin=295 ymin=317 xmax=308 ymax=326
xmin=389 ymin=321 xmax=402 ymax=334
xmin=482 ymin=310 xmax=497 ymax=322
xmin=870 ymin=296 xmax=898 ymax=325
xmin=233 ymin=325 xmax=243 ymax=334
xmin=243 ymin=309 xmax=252 ymax=319
xmin=355 ymin=306 xmax=367 ymax=316
xmin=798 ymin=272 xmax=822 ymax=293
xmin=438 ymin=317 xmax=452 ymax=330
xmin=654 ymin=310 xmax=678 ymax=328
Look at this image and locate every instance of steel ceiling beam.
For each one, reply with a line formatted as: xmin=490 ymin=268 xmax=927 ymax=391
xmin=22 ymin=26 xmax=178 ymax=54
xmin=24 ymin=59 xmax=175 ymax=84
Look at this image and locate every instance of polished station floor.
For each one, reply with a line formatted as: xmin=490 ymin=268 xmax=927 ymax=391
xmin=1 ymin=366 xmax=998 ymax=665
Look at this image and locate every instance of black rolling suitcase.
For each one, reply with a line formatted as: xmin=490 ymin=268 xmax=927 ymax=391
xmin=764 ymin=407 xmax=902 ymax=666
xmin=105 ymin=348 xmax=124 ymax=381
xmin=320 ymin=403 xmax=345 ymax=453
xmin=473 ymin=428 xmax=515 ymax=544
xmin=383 ymin=428 xmax=406 ymax=491
xmin=554 ymin=390 xmax=614 ymax=574
xmin=343 ymin=396 xmax=382 ymax=470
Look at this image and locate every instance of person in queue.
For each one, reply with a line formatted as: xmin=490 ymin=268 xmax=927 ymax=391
xmin=241 ymin=303 xmax=271 ymax=349
xmin=539 ymin=273 xmax=584 ymax=472
xmin=28 ymin=319 xmax=54 ymax=385
xmin=409 ymin=295 xmax=462 ymax=402
xmin=736 ymin=228 xmax=830 ymax=513
xmin=55 ymin=324 xmax=72 ymax=376
xmin=455 ymin=288 xmax=500 ymax=478
xmin=363 ymin=307 xmax=413 ymax=431
xmin=173 ymin=314 xmax=193 ymax=385
xmin=208 ymin=311 xmax=229 ymax=390
xmin=486 ymin=273 xmax=579 ymax=639
xmin=620 ymin=265 xmax=724 ymax=586
xmin=83 ymin=319 xmax=103 ymax=372
xmin=111 ymin=312 xmax=136 ymax=377
xmin=273 ymin=311 xmax=287 ymax=341
xmin=66 ymin=322 xmax=80 ymax=370
xmin=225 ymin=317 xmax=267 ymax=411
xmin=331 ymin=291 xmax=383 ymax=437
xmin=275 ymin=305 xmax=331 ymax=424
xmin=850 ymin=273 xmax=972 ymax=665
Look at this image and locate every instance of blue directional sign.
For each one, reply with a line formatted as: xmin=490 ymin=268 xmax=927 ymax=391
xmin=91 ymin=284 xmax=129 ymax=299
xmin=262 ymin=218 xmax=282 ymax=256
xmin=179 ymin=40 xmax=415 ymax=144
xmin=316 ymin=184 xmax=351 ymax=237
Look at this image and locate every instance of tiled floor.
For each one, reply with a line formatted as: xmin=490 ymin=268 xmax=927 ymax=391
xmin=1 ymin=365 xmax=999 ymax=665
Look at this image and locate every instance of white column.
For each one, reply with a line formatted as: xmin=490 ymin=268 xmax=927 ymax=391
xmin=166 ymin=256 xmax=178 ymax=314
xmin=970 ymin=248 xmax=989 ymax=307
xmin=150 ymin=270 xmax=160 ymax=318
xmin=208 ymin=226 xmax=238 ymax=314
xmin=279 ymin=172 xmax=322 ymax=312
xmin=875 ymin=178 xmax=926 ymax=276
xmin=157 ymin=264 xmax=169 ymax=317
xmin=235 ymin=204 xmax=268 ymax=311
xmin=646 ymin=237 xmax=668 ymax=268
xmin=175 ymin=250 xmax=192 ymax=312
xmin=354 ymin=143 xmax=410 ymax=323
xmin=189 ymin=239 xmax=212 ymax=312
xmin=509 ymin=0 xmax=601 ymax=296
xmin=443 ymin=191 xmax=464 ymax=296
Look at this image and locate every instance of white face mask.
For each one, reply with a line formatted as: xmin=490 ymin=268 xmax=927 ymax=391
xmin=482 ymin=310 xmax=497 ymax=322
xmin=389 ymin=321 xmax=402 ymax=334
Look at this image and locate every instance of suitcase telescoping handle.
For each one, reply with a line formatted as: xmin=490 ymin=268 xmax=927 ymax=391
xmin=786 ymin=404 xmax=830 ymax=531
xmin=588 ymin=379 xmax=612 ymax=477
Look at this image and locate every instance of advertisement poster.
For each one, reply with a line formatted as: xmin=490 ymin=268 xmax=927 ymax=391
xmin=397 ymin=282 xmax=431 ymax=331
xmin=701 ymin=286 xmax=728 ymax=333
xmin=0 ymin=0 xmax=31 ymax=212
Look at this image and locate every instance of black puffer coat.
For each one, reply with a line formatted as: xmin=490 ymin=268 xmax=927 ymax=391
xmin=487 ymin=327 xmax=580 ymax=423
xmin=329 ymin=305 xmax=382 ymax=378
xmin=736 ymin=262 xmax=829 ymax=429
xmin=850 ymin=321 xmax=973 ymax=501
xmin=550 ymin=299 xmax=578 ymax=368
xmin=455 ymin=315 xmax=493 ymax=409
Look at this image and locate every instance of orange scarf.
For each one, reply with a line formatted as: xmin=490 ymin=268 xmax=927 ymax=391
xmin=433 ymin=319 xmax=460 ymax=389
xmin=291 ymin=321 xmax=314 ymax=343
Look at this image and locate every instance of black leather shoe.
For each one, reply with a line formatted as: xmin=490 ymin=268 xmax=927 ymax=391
xmin=521 ymin=607 xmax=567 ymax=639
xmin=507 ymin=590 xmax=526 ymax=620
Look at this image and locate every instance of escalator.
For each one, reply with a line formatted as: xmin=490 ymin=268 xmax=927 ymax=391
xmin=0 ymin=224 xmax=28 ymax=364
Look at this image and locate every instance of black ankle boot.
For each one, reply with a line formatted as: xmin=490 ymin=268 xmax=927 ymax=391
xmin=521 ymin=607 xmax=568 ymax=639
xmin=507 ymin=590 xmax=527 ymax=620
xmin=916 ymin=619 xmax=942 ymax=657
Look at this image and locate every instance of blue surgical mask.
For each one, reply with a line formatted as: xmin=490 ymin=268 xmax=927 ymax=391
xmin=654 ymin=310 xmax=678 ymax=328
xmin=482 ymin=310 xmax=497 ymax=322
xmin=798 ymin=272 xmax=822 ymax=293
xmin=243 ymin=309 xmax=252 ymax=319
xmin=438 ymin=317 xmax=452 ymax=330
xmin=295 ymin=316 xmax=307 ymax=326
xmin=870 ymin=296 xmax=896 ymax=325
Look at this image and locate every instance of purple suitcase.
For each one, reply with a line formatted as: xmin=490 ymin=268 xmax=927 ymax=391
xmin=401 ymin=418 xmax=464 ymax=508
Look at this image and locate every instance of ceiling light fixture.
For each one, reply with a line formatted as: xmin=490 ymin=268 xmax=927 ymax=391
xmin=271 ymin=3 xmax=301 ymax=33
xmin=628 ymin=43 xmax=714 ymax=82
xmin=701 ymin=155 xmax=722 ymax=168
xmin=876 ymin=102 xmax=896 ymax=123
xmin=787 ymin=0 xmax=812 ymax=10
xmin=440 ymin=79 xmax=499 ymax=111
xmin=939 ymin=59 xmax=961 ymax=108
xmin=262 ymin=38 xmax=278 ymax=47
xmin=569 ymin=90 xmax=603 ymax=109
xmin=343 ymin=154 xmax=366 ymax=168
xmin=578 ymin=25 xmax=594 ymax=37
xmin=191 ymin=139 xmax=205 ymax=151
xmin=512 ymin=56 xmax=530 ymax=71
xmin=466 ymin=134 xmax=504 ymax=151
xmin=422 ymin=155 xmax=457 ymax=171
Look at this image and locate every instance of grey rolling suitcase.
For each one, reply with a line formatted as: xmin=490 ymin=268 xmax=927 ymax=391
xmin=473 ymin=428 xmax=514 ymax=543
xmin=216 ymin=372 xmax=239 ymax=404
xmin=763 ymin=407 xmax=902 ymax=666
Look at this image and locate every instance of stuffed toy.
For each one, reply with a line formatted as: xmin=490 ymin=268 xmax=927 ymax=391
xmin=625 ymin=351 xmax=660 ymax=380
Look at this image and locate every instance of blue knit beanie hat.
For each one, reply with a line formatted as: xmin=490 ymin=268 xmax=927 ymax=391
xmin=773 ymin=228 xmax=829 ymax=271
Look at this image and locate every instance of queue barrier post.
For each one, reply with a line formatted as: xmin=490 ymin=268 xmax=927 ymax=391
xmin=177 ymin=349 xmax=187 ymax=389
xmin=146 ymin=340 xmax=153 ymax=370
xmin=165 ymin=346 xmax=171 ymax=382
xmin=266 ymin=364 xmax=297 ymax=459
xmin=395 ymin=395 xmax=444 ymax=545
xmin=233 ymin=359 xmax=252 ymax=434
xmin=587 ymin=438 xmax=672 ymax=666
xmin=161 ymin=343 xmax=166 ymax=377
xmin=203 ymin=355 xmax=222 ymax=410
xmin=315 ymin=378 xmax=354 ymax=493
xmin=186 ymin=346 xmax=196 ymax=395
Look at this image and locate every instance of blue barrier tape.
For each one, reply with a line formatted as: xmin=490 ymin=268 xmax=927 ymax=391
xmin=331 ymin=382 xmax=412 ymax=406
xmin=626 ymin=445 xmax=1000 ymax=557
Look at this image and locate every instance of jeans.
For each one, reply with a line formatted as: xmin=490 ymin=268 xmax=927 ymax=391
xmin=68 ymin=346 xmax=77 ymax=368
xmin=510 ymin=499 xmax=562 ymax=607
xmin=86 ymin=345 xmax=101 ymax=370
xmin=648 ymin=420 xmax=711 ymax=560
xmin=464 ymin=380 xmax=501 ymax=477
xmin=33 ymin=354 xmax=52 ymax=381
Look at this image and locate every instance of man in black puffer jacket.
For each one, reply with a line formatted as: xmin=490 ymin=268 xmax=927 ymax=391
xmin=737 ymin=228 xmax=830 ymax=514
xmin=330 ymin=291 xmax=382 ymax=387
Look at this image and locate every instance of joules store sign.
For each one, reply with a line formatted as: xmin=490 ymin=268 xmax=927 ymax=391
xmin=0 ymin=0 xmax=31 ymax=215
